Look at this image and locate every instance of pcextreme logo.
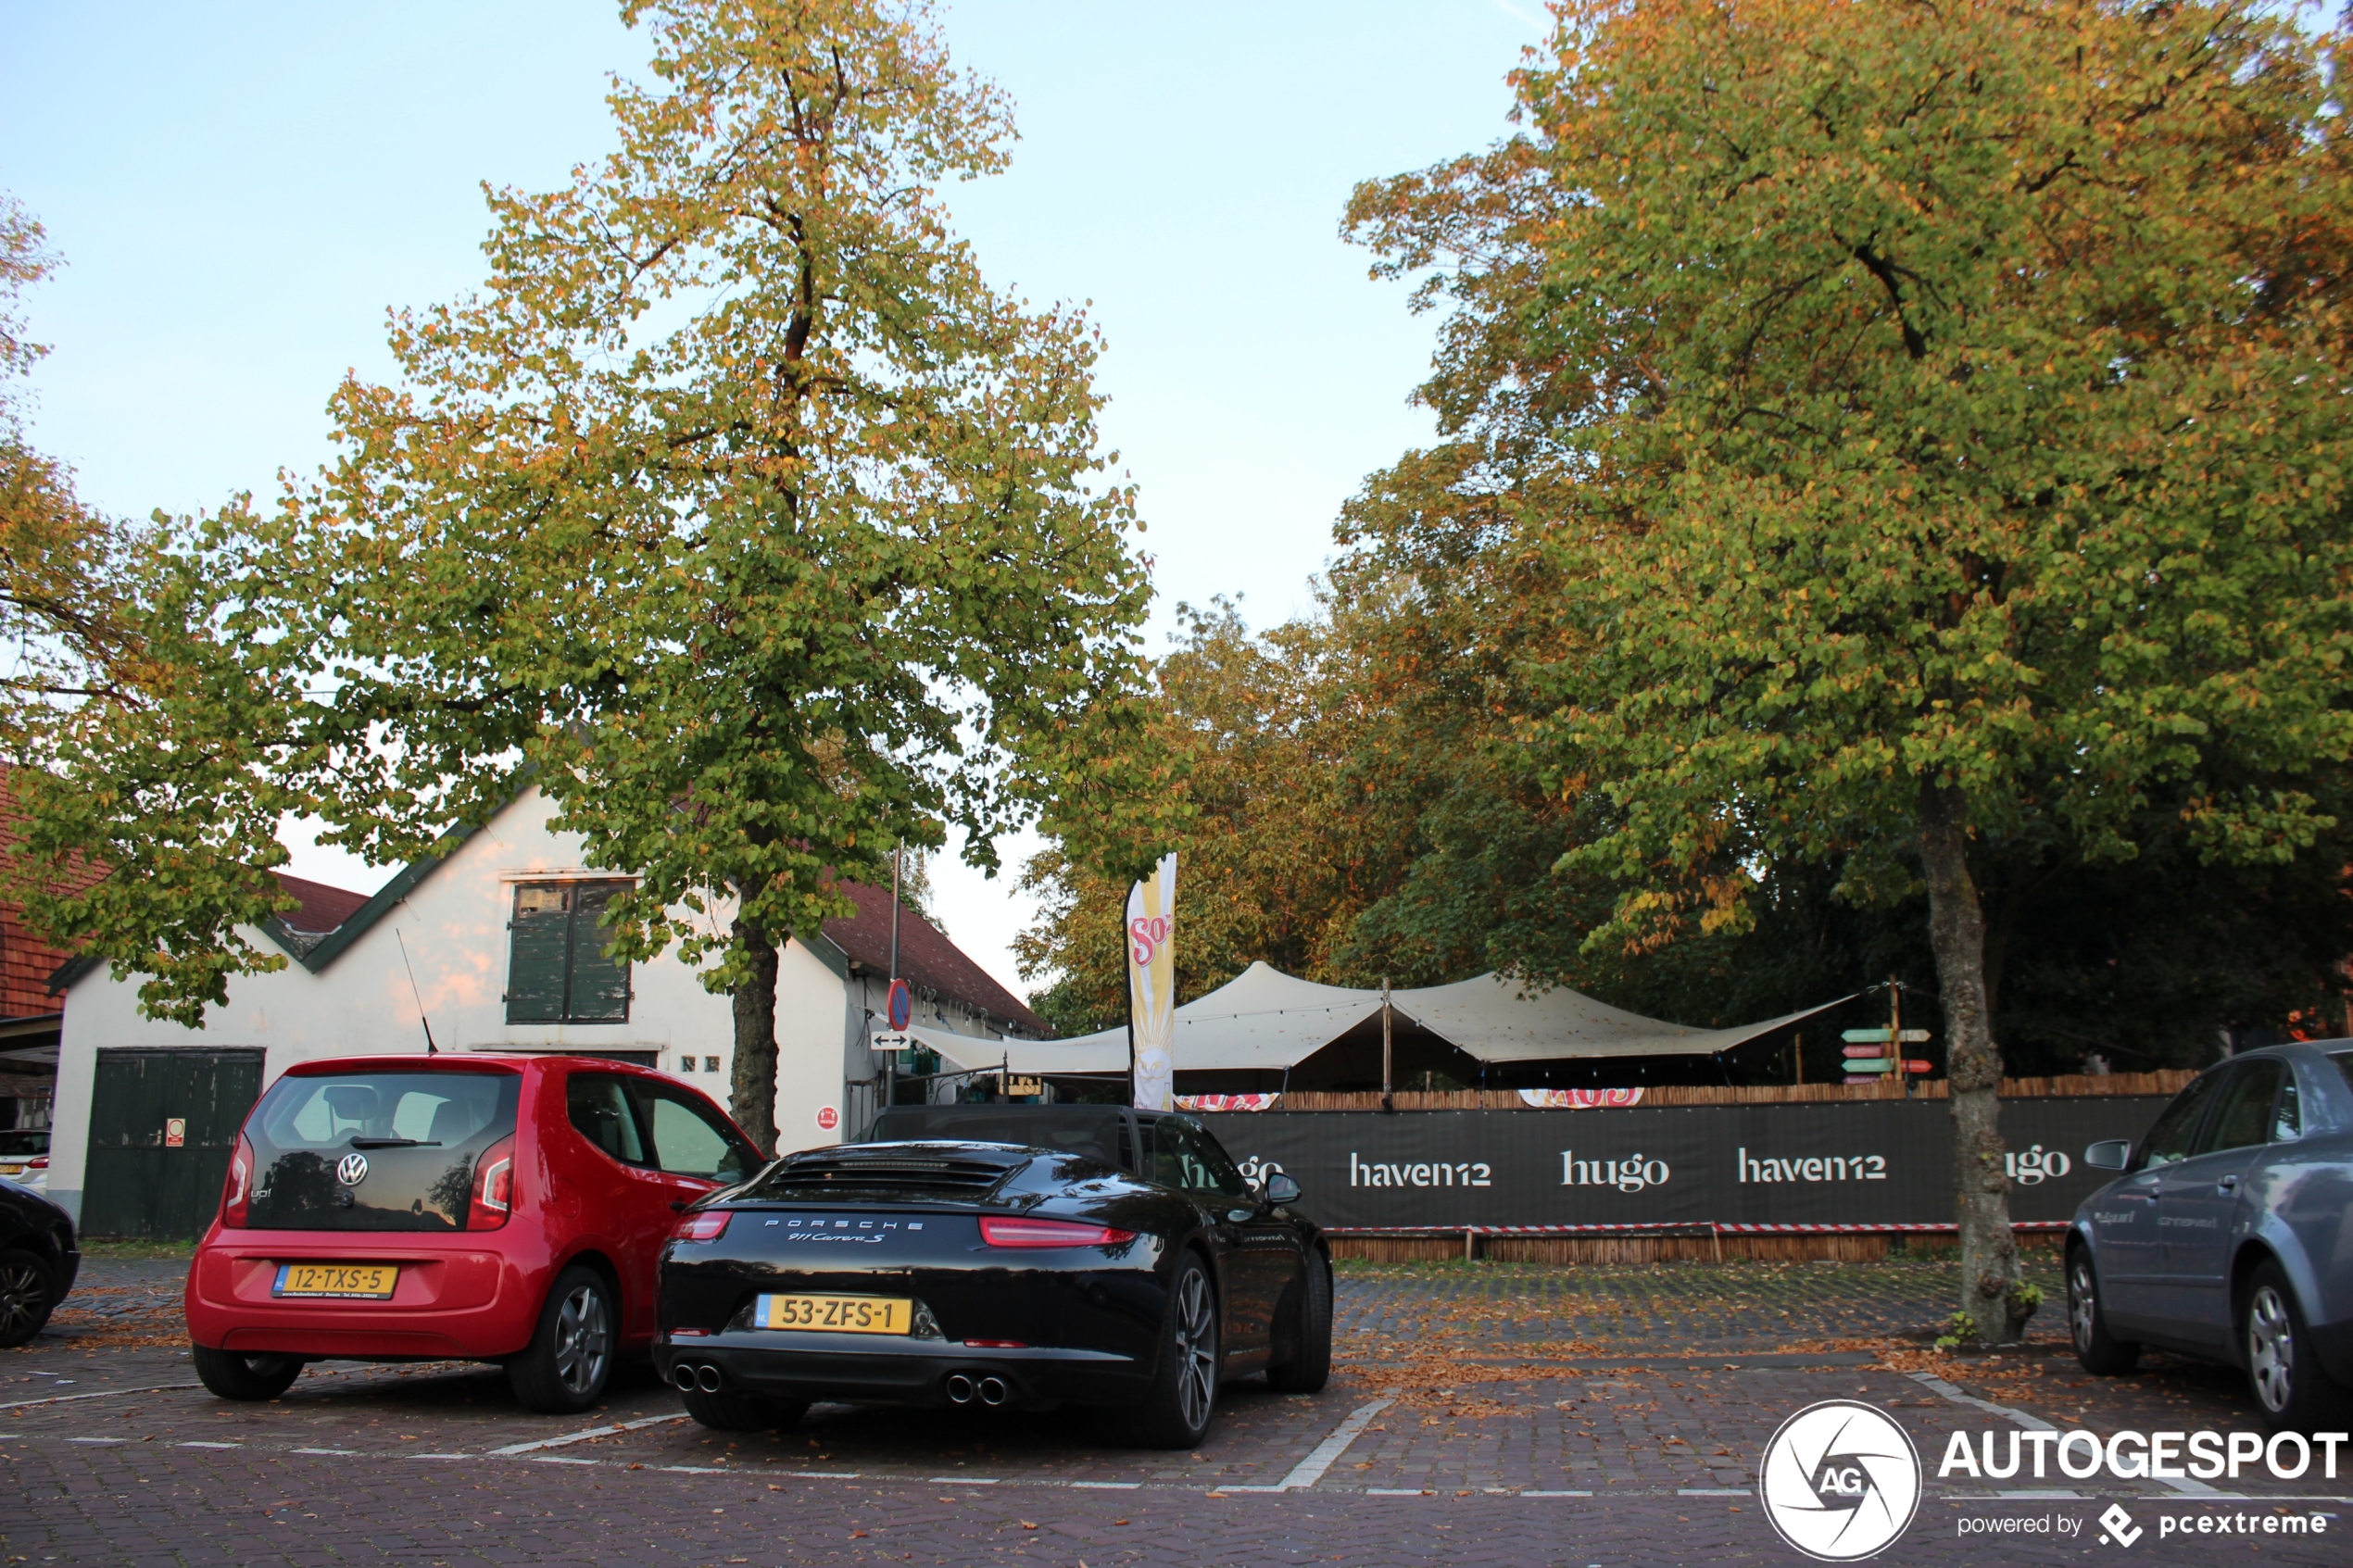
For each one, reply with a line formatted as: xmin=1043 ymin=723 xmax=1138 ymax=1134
xmin=1758 ymin=1400 xmax=1923 ymax=1562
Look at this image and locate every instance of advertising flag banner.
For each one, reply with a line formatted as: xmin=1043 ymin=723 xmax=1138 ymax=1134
xmin=1126 ymin=852 xmax=1178 ymax=1112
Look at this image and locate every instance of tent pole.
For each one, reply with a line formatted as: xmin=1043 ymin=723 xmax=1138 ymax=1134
xmin=1380 ymin=975 xmax=1393 ymax=1114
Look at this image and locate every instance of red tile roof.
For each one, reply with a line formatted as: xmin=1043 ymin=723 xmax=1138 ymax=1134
xmin=819 ymin=881 xmax=1044 ymax=1035
xmin=0 ymin=768 xmax=105 ymax=1020
xmin=273 ymin=872 xmax=371 ymax=935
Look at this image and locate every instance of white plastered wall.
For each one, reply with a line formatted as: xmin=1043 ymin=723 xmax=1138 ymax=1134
xmin=44 ymin=787 xmax=849 ymax=1221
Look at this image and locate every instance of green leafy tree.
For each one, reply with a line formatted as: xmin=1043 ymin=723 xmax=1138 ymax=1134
xmin=266 ymin=0 xmax=1149 ymax=1151
xmin=0 ymin=196 xmax=314 ymax=1021
xmin=1479 ymin=0 xmax=2353 ymax=1340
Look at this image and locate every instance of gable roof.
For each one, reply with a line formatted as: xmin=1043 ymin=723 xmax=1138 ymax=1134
xmin=814 ymin=880 xmax=1044 ymax=1036
xmin=45 ymin=790 xmax=1044 ymax=1036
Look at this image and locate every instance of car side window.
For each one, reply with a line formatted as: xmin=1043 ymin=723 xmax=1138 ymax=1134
xmin=567 ymin=1073 xmax=646 ymax=1165
xmin=2273 ymin=1073 xmax=2300 ymax=1143
xmin=1154 ymin=1118 xmax=1250 ymax=1199
xmin=633 ymin=1083 xmax=759 ymax=1184
xmin=2199 ymin=1061 xmax=2284 ymax=1156
xmin=2138 ymin=1071 xmax=2223 ymax=1168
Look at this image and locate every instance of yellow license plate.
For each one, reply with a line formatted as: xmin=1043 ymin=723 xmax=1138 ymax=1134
xmin=754 ymin=1294 xmax=912 ymax=1334
xmin=0 ymin=1164 xmax=21 ymax=1175
xmin=272 ymin=1262 xmax=398 ymax=1299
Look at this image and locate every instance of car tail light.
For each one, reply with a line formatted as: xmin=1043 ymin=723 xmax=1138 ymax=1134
xmin=673 ymin=1210 xmax=732 ymax=1242
xmin=468 ymin=1134 xmax=516 ymax=1230
xmin=977 ymin=1215 xmax=1137 ymax=1248
xmin=220 ymin=1135 xmax=254 ymax=1227
xmin=963 ymin=1338 xmax=1029 ymax=1348
xmin=23 ymin=1156 xmax=46 ymax=1170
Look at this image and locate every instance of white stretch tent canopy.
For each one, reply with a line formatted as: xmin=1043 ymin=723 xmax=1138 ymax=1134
xmin=881 ymin=962 xmax=1850 ymax=1076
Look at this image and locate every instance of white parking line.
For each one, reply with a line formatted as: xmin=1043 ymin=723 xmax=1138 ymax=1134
xmin=1907 ymin=1370 xmax=2221 ymax=1499
xmin=177 ymin=1441 xmax=240 ymax=1449
xmin=65 ymin=1436 xmax=123 ymax=1445
xmin=928 ymin=1476 xmax=999 ymax=1484
xmin=1069 ymin=1481 xmax=1140 ymax=1489
xmin=1520 ymin=1490 xmax=1594 ymax=1497
xmin=0 ymin=1383 xmax=202 ymax=1411
xmin=487 ymin=1412 xmax=689 ymax=1457
xmin=292 ymin=1447 xmax=358 ymax=1455
xmin=1270 ymin=1396 xmax=1396 ymax=1491
xmin=534 ymin=1456 xmax=601 ymax=1465
xmin=1365 ymin=1487 xmax=1428 ymax=1496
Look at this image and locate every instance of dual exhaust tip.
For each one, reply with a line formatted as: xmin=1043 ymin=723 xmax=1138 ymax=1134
xmin=671 ymin=1363 xmax=724 ymax=1394
xmin=673 ymin=1362 xmax=1010 ymax=1407
xmin=945 ymin=1373 xmax=1010 ymax=1407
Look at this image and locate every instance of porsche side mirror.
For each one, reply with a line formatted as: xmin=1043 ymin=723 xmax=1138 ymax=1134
xmin=2084 ymin=1139 xmax=2132 ymax=1172
xmin=1263 ymin=1172 xmax=1302 ymax=1206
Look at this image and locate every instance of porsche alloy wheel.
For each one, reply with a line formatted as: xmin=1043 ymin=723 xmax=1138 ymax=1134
xmin=1108 ymin=1252 xmax=1222 ymax=1449
xmin=1174 ymin=1265 xmax=1217 ymax=1431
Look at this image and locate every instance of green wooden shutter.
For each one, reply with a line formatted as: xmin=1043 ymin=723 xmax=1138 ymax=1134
xmin=506 ymin=884 xmax=573 ymax=1023
xmin=567 ymin=882 xmax=633 ymax=1022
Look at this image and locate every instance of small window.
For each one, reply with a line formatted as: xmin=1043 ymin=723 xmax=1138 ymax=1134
xmin=506 ymin=881 xmax=634 ymax=1025
xmin=2199 ymin=1061 xmax=2284 ymax=1156
xmin=567 ymin=1073 xmax=645 ymax=1165
xmin=2274 ymin=1074 xmax=2300 ymax=1143
xmin=2138 ymin=1070 xmax=2225 ymax=1169
xmin=1151 ymin=1117 xmax=1251 ymax=1199
xmin=633 ymin=1083 xmax=759 ymax=1184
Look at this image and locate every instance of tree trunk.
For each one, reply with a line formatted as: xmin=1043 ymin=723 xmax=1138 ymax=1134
xmin=727 ymin=914 xmax=782 ymax=1159
xmin=1918 ymin=782 xmax=2028 ymax=1344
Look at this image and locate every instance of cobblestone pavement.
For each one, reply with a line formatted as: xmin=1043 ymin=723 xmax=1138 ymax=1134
xmin=4 ymin=1255 xmax=2346 ymax=1566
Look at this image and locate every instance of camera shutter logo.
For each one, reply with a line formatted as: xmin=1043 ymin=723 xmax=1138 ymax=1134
xmin=1757 ymin=1399 xmax=1921 ymax=1561
xmin=336 ymin=1153 xmax=370 ymax=1187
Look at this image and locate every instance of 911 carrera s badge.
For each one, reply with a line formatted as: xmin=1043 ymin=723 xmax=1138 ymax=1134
xmin=336 ymin=1153 xmax=369 ymax=1186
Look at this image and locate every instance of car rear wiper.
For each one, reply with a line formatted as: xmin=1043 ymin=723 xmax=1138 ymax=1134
xmin=348 ymin=1137 xmax=442 ymax=1148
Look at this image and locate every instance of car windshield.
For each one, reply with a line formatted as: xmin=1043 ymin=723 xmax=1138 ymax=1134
xmin=862 ymin=1107 xmax=1131 ymax=1171
xmin=0 ymin=1130 xmax=47 ymax=1157
xmin=244 ymin=1070 xmax=520 ymax=1231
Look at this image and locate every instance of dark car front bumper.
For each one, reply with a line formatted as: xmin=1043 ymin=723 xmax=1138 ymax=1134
xmin=656 ymin=1329 xmax=1145 ymax=1410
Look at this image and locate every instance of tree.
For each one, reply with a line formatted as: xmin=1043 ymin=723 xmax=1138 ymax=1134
xmin=0 ymin=196 xmax=316 ymax=1022
xmin=268 ymin=0 xmax=1148 ymax=1152
xmin=1481 ymin=0 xmax=2353 ymax=1340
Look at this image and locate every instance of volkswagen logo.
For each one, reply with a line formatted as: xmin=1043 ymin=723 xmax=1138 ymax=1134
xmin=336 ymin=1152 xmax=370 ymax=1186
xmin=1757 ymin=1399 xmax=1920 ymax=1561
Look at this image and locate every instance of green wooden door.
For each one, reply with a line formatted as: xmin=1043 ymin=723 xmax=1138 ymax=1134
xmin=82 ymin=1049 xmax=266 ymax=1237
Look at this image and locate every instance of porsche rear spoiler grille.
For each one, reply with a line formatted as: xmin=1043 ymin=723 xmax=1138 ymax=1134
xmin=774 ymin=1154 xmax=1013 ymax=1195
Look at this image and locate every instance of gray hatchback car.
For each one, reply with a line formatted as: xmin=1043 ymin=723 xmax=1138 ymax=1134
xmin=2067 ymin=1042 xmax=2353 ymax=1431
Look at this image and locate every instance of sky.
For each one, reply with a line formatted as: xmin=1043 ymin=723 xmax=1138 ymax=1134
xmin=0 ymin=0 xmax=1546 ymax=1003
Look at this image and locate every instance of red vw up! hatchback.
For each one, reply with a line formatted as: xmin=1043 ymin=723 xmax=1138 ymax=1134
xmin=187 ymin=1054 xmax=763 ymax=1413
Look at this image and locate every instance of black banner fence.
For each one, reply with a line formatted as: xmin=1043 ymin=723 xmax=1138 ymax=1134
xmin=1199 ymin=1097 xmax=2170 ymax=1232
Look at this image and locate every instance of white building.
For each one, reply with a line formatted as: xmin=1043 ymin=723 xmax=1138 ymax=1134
xmin=44 ymin=786 xmax=1042 ymax=1234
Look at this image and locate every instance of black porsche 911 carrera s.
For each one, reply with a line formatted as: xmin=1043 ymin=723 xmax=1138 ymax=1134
xmin=654 ymin=1105 xmax=1331 ymax=1448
